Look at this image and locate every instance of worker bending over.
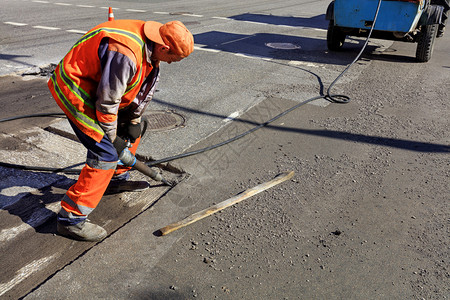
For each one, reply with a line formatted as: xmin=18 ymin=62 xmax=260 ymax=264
xmin=48 ymin=19 xmax=194 ymax=241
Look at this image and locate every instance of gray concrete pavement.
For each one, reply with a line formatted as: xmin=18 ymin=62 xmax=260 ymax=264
xmin=1 ymin=0 xmax=449 ymax=299
xmin=0 ymin=0 xmax=393 ymax=161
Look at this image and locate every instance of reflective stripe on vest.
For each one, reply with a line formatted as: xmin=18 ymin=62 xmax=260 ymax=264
xmin=49 ymin=20 xmax=150 ymax=142
xmin=72 ymin=26 xmax=146 ymax=97
xmin=49 ymin=71 xmax=104 ymax=137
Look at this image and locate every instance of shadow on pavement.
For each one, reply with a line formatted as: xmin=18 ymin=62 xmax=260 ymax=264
xmin=0 ymin=175 xmax=75 ymax=235
xmin=194 ymin=12 xmax=426 ymax=64
xmin=151 ymin=98 xmax=449 ymax=154
xmin=228 ymin=13 xmax=328 ymax=29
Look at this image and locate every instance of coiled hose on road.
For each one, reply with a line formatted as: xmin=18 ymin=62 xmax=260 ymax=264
xmin=0 ymin=0 xmax=382 ymax=174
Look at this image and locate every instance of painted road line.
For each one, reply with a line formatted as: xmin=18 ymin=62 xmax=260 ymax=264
xmin=126 ymin=9 xmax=147 ymax=13
xmin=211 ymin=16 xmax=232 ymax=20
xmin=277 ymin=24 xmax=299 ymax=28
xmin=244 ymin=20 xmax=268 ymax=26
xmin=193 ymin=46 xmax=221 ymax=53
xmin=33 ymin=25 xmax=60 ymax=30
xmin=66 ymin=29 xmax=86 ymax=34
xmin=153 ymin=11 xmax=170 ymax=14
xmin=221 ymin=35 xmax=253 ymax=45
xmin=0 ymin=224 xmax=29 ymax=243
xmin=54 ymin=2 xmax=72 ymax=6
xmin=0 ymin=255 xmax=56 ymax=297
xmin=32 ymin=0 xmax=49 ymax=3
xmin=0 ymin=202 xmax=60 ymax=243
xmin=289 ymin=60 xmax=325 ymax=68
xmin=4 ymin=22 xmax=27 ymax=26
xmin=223 ymin=111 xmax=241 ymax=123
xmin=182 ymin=13 xmax=203 ymax=17
xmin=76 ymin=4 xmax=95 ymax=8
xmin=234 ymin=53 xmax=272 ymax=61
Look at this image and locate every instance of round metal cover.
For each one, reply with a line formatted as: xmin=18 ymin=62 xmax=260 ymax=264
xmin=144 ymin=110 xmax=185 ymax=132
xmin=265 ymin=42 xmax=301 ymax=50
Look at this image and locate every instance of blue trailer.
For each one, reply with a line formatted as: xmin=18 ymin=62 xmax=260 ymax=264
xmin=326 ymin=0 xmax=445 ymax=62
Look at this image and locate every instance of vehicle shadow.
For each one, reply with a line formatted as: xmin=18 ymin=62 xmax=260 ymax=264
xmin=228 ymin=13 xmax=328 ymax=30
xmin=363 ymin=47 xmax=419 ymax=63
xmin=194 ymin=30 xmax=394 ymax=66
xmin=194 ymin=12 xmax=423 ymax=64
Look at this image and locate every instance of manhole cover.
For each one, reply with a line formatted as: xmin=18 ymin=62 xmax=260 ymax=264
xmin=265 ymin=42 xmax=301 ymax=50
xmin=143 ymin=110 xmax=185 ymax=132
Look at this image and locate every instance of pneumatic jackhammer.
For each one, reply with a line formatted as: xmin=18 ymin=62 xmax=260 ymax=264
xmin=118 ymin=145 xmax=173 ymax=187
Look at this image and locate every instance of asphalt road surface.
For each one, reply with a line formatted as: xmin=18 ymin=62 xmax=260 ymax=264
xmin=0 ymin=0 xmax=449 ymax=299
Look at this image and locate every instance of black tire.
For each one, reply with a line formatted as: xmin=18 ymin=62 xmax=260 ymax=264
xmin=416 ymin=24 xmax=438 ymax=62
xmin=327 ymin=20 xmax=346 ymax=51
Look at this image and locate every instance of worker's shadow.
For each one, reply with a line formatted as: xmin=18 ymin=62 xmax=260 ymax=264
xmin=0 ymin=170 xmax=75 ymax=236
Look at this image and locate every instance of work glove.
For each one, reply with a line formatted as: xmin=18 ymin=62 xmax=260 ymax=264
xmin=112 ymin=136 xmax=127 ymax=156
xmin=117 ymin=122 xmax=141 ymax=143
xmin=126 ymin=123 xmax=141 ymax=143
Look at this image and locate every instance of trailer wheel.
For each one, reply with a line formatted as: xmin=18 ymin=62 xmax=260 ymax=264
xmin=327 ymin=20 xmax=346 ymax=51
xmin=416 ymin=24 xmax=438 ymax=62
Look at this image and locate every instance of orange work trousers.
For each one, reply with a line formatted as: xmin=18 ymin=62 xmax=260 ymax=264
xmin=58 ymin=120 xmax=140 ymax=225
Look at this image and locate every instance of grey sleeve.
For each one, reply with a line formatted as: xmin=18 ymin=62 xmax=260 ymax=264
xmin=96 ymin=49 xmax=136 ymax=142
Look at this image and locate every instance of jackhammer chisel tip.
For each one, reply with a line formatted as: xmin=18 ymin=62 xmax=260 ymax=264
xmin=162 ymin=179 xmax=173 ymax=187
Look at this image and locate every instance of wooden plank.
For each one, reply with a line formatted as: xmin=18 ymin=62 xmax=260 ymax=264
xmin=157 ymin=171 xmax=295 ymax=236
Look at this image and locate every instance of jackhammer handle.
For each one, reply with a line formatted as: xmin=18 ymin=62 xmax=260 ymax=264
xmin=133 ymin=160 xmax=163 ymax=182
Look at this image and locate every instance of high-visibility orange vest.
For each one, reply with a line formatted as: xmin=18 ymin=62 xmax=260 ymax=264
xmin=48 ymin=20 xmax=153 ymax=142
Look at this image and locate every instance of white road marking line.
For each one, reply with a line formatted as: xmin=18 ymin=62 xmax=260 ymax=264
xmin=278 ymin=24 xmax=298 ymax=28
xmin=193 ymin=46 xmax=221 ymax=53
xmin=153 ymin=11 xmax=170 ymax=14
xmin=32 ymin=0 xmax=49 ymax=3
xmin=223 ymin=111 xmax=241 ymax=122
xmin=126 ymin=9 xmax=147 ymax=13
xmin=234 ymin=53 xmax=272 ymax=61
xmin=0 ymin=255 xmax=56 ymax=297
xmin=0 ymin=202 xmax=60 ymax=243
xmin=211 ymin=16 xmax=232 ymax=20
xmin=182 ymin=13 xmax=203 ymax=17
xmin=244 ymin=20 xmax=267 ymax=25
xmin=221 ymin=35 xmax=252 ymax=45
xmin=4 ymin=22 xmax=27 ymax=26
xmin=195 ymin=46 xmax=273 ymax=63
xmin=77 ymin=4 xmax=95 ymax=8
xmin=289 ymin=60 xmax=324 ymax=68
xmin=54 ymin=2 xmax=72 ymax=6
xmin=100 ymin=6 xmax=120 ymax=10
xmin=33 ymin=25 xmax=60 ymax=30
xmin=66 ymin=29 xmax=86 ymax=34
xmin=0 ymin=224 xmax=29 ymax=243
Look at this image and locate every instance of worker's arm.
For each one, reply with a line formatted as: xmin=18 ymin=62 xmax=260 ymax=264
xmin=117 ymin=42 xmax=160 ymax=124
xmin=96 ymin=38 xmax=137 ymax=142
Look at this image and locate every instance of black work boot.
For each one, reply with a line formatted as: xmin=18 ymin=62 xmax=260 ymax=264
xmin=57 ymin=220 xmax=107 ymax=242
